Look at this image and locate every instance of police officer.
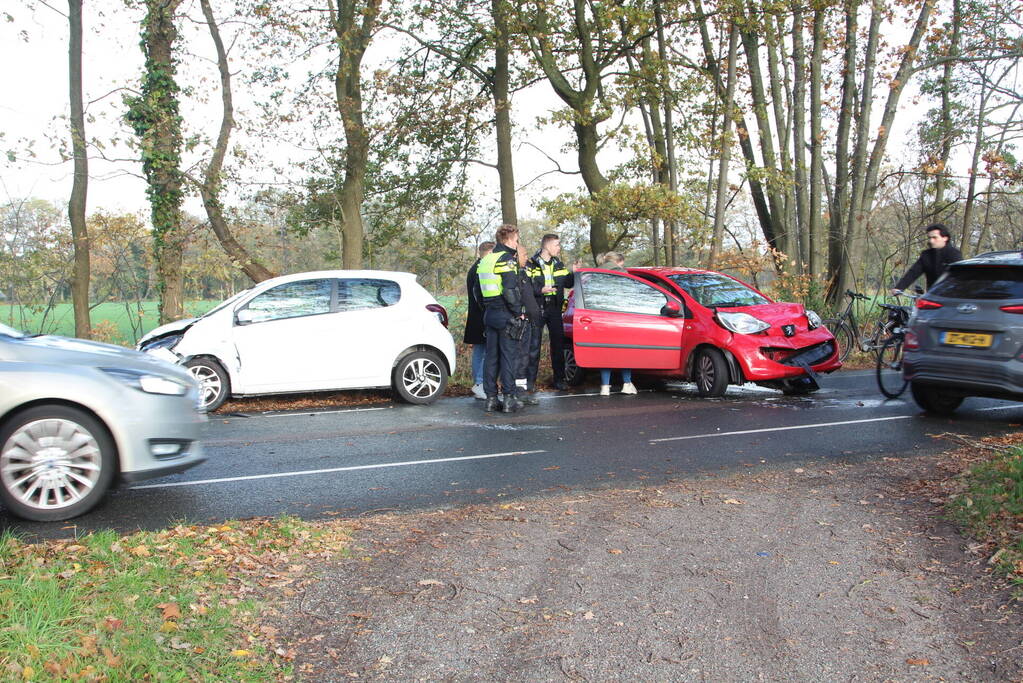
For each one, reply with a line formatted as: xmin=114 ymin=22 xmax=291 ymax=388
xmin=527 ymin=234 xmax=576 ymax=391
xmin=514 ymin=245 xmax=542 ymax=405
xmin=477 ymin=224 xmax=526 ymax=413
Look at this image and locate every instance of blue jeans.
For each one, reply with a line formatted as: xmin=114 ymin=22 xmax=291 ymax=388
xmin=600 ymin=369 xmax=632 ymax=385
xmin=471 ymin=344 xmax=486 ymax=385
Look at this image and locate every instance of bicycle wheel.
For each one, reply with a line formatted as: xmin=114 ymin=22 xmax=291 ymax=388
xmin=876 ymin=338 xmax=908 ymax=399
xmin=824 ymin=319 xmax=854 ymax=363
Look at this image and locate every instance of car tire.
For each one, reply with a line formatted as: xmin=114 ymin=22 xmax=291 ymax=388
xmin=393 ymin=350 xmax=448 ymax=404
xmin=694 ymin=348 xmax=729 ymax=397
xmin=563 ymin=347 xmax=587 ymax=387
xmin=911 ymin=382 xmax=964 ymax=415
xmin=185 ymin=357 xmax=230 ymax=412
xmin=0 ymin=405 xmax=116 ymax=522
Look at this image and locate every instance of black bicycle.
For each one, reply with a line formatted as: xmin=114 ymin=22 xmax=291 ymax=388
xmin=874 ymin=292 xmax=917 ymax=399
xmin=823 ymin=290 xmax=898 ymax=363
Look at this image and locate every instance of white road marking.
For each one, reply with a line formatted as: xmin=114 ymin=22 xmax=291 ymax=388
xmin=650 ymin=415 xmax=915 ymax=443
xmin=220 ymin=406 xmax=390 ymax=420
xmin=132 ymin=449 xmax=547 ymax=490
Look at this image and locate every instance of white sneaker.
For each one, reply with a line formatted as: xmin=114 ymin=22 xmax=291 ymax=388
xmin=621 ymin=382 xmax=637 ymax=395
xmin=471 ymin=383 xmax=486 ymax=400
xmin=600 ymin=384 xmax=611 ymax=396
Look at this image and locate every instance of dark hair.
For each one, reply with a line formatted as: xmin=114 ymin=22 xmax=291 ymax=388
xmin=495 ymin=224 xmax=519 ymax=244
xmin=477 ymin=241 xmax=495 ymax=257
xmin=541 ymin=233 xmax=560 ymax=248
xmin=925 ymin=223 xmax=950 ymax=239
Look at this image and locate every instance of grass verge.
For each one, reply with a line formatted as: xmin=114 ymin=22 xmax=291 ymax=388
xmin=945 ymin=442 xmax=1023 ymax=598
xmin=0 ymin=517 xmax=350 ymax=680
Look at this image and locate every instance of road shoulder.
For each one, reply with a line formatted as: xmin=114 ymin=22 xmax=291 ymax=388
xmin=266 ymin=454 xmax=1023 ymax=680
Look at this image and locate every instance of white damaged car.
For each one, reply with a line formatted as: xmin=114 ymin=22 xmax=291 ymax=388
xmin=138 ymin=270 xmax=456 ymax=411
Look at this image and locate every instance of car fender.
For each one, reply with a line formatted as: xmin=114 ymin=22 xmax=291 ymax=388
xmin=167 ymin=315 xmax=243 ymax=390
xmin=685 ymin=343 xmax=744 ymax=384
xmin=0 ymin=364 xmax=128 ymax=468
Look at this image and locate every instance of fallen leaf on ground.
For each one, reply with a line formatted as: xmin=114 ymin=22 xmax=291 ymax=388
xmin=418 ymin=579 xmax=444 ymax=586
xmin=723 ymin=499 xmax=744 ymax=505
xmin=906 ymin=658 xmax=929 ymax=666
xmin=156 ymin=602 xmax=181 ymax=620
xmin=608 ymin=548 xmax=623 ymax=555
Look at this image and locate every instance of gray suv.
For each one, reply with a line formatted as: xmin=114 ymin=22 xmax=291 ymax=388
xmin=904 ymin=251 xmax=1023 ymax=414
xmin=0 ymin=323 xmax=206 ymax=521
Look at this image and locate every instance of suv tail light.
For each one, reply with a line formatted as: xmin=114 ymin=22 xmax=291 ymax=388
xmin=916 ymin=299 xmax=943 ymax=309
xmin=903 ymin=329 xmax=919 ymax=350
xmin=1000 ymin=304 xmax=1023 ymax=314
xmin=426 ymin=303 xmax=448 ymax=327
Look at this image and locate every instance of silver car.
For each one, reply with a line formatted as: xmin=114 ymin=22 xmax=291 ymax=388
xmin=0 ymin=323 xmax=206 ymax=521
xmin=904 ymin=251 xmax=1023 ymax=414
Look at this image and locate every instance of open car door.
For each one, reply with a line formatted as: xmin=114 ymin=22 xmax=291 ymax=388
xmin=571 ymin=269 xmax=686 ymax=370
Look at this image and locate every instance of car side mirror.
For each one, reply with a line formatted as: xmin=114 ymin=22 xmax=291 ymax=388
xmin=660 ymin=299 xmax=683 ymax=318
xmin=235 ymin=309 xmax=254 ymax=325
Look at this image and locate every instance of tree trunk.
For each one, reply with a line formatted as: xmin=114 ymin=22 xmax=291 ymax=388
xmin=934 ymin=0 xmax=961 ymax=209
xmin=741 ymin=27 xmax=788 ymax=260
xmin=130 ymin=0 xmax=186 ymax=324
xmin=330 ymin=0 xmax=381 ymax=269
xmin=826 ymin=0 xmax=858 ymax=304
xmin=808 ymin=7 xmax=824 ymax=277
xmin=492 ymin=0 xmax=517 ymax=226
xmin=791 ymin=3 xmax=809 ymax=271
xmin=710 ymin=24 xmax=738 ymax=269
xmin=198 ymin=0 xmax=275 ymax=283
xmin=655 ymin=0 xmax=678 ymax=266
xmin=68 ymin=0 xmax=91 ymax=339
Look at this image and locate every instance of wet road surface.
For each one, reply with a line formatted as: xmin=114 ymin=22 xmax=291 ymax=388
xmin=5 ymin=370 xmax=1020 ymax=538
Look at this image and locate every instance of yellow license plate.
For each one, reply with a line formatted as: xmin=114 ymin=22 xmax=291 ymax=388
xmin=942 ymin=331 xmax=993 ymax=348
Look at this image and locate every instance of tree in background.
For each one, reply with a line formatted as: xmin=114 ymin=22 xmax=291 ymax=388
xmin=125 ymin=0 xmax=188 ymax=324
xmin=67 ymin=0 xmax=91 ymax=338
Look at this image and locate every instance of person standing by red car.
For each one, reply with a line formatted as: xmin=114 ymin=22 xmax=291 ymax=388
xmin=464 ymin=241 xmax=494 ymax=400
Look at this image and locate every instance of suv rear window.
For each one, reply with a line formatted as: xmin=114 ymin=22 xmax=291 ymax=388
xmin=929 ymin=266 xmax=1023 ymax=300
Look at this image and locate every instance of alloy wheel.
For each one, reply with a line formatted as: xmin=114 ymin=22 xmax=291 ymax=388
xmin=401 ymin=357 xmax=442 ymax=399
xmin=188 ymin=364 xmax=223 ymax=409
xmin=1 ymin=418 xmax=103 ymax=512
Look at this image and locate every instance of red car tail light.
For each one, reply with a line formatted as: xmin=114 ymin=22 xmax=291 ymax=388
xmin=426 ymin=304 xmax=448 ymax=327
xmin=999 ymin=304 xmax=1023 ymax=314
xmin=903 ymin=329 xmax=919 ymax=350
xmin=916 ymin=299 xmax=942 ymax=310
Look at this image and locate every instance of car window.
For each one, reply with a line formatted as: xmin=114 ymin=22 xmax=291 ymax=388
xmin=667 ymin=273 xmax=769 ymax=307
xmin=928 ymin=266 xmax=1023 ymax=300
xmin=337 ymin=278 xmax=402 ymax=312
xmin=579 ymin=272 xmax=667 ymax=315
xmin=242 ymin=279 xmax=333 ymax=323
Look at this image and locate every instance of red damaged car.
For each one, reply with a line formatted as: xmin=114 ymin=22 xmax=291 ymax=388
xmin=562 ymin=266 xmax=841 ymax=396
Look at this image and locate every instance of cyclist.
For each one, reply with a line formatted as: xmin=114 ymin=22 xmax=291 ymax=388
xmin=890 ymin=223 xmax=962 ymax=294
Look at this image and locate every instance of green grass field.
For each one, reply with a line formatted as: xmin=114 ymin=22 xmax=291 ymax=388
xmin=1 ymin=301 xmax=222 ymax=346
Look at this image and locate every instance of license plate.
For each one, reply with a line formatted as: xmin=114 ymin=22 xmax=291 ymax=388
xmin=942 ymin=331 xmax=993 ymax=348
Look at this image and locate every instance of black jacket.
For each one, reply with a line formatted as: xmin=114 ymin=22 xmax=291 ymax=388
xmin=518 ymin=267 xmax=541 ymax=325
xmin=529 ymin=251 xmax=575 ymax=312
xmin=481 ymin=242 xmax=524 ymax=315
xmin=894 ymin=244 xmax=962 ymax=291
xmin=463 ymin=258 xmax=486 ymax=345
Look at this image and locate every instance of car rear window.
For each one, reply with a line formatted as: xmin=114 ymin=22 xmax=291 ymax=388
xmin=928 ymin=266 xmax=1023 ymax=300
xmin=337 ymin=278 xmax=402 ymax=311
xmin=668 ymin=273 xmax=769 ymax=307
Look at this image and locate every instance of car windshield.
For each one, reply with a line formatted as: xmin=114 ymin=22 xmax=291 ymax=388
xmin=200 ymin=288 xmax=252 ymax=319
xmin=0 ymin=322 xmax=25 ymax=338
xmin=928 ymin=266 xmax=1023 ymax=300
xmin=668 ymin=273 xmax=769 ymax=308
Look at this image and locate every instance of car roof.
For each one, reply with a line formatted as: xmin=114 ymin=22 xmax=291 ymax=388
xmin=951 ymin=251 xmax=1023 ymax=268
xmin=626 ymin=266 xmax=718 ymax=276
xmin=260 ymin=270 xmax=421 ymax=286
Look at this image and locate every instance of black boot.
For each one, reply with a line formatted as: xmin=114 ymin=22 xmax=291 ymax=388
xmin=502 ymin=396 xmax=523 ymax=413
xmin=554 ymin=380 xmax=569 ymax=391
xmin=484 ymin=397 xmax=502 ymax=412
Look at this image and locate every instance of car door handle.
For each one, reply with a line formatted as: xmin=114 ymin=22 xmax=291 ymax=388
xmin=579 ymin=316 xmax=592 ymax=324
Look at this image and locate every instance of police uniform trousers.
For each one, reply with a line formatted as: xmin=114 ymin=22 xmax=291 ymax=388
xmin=483 ymin=306 xmax=518 ymax=399
xmin=527 ymin=301 xmax=566 ymax=388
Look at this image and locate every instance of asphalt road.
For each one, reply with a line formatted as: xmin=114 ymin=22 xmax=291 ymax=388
xmin=5 ymin=370 xmax=1022 ymax=538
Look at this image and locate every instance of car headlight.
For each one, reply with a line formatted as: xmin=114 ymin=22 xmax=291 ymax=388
xmin=139 ymin=334 xmax=182 ymax=352
xmin=806 ymin=310 xmax=822 ymax=330
xmin=100 ymin=368 xmax=189 ymax=396
xmin=715 ymin=311 xmax=771 ymax=334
